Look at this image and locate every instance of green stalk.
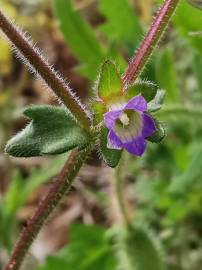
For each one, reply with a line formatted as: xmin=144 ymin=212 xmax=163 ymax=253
xmin=114 ymin=161 xmax=130 ymax=226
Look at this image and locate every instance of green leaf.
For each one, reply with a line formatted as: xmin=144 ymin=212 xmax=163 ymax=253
xmin=37 ymin=224 xmax=117 ymax=270
xmin=126 ymin=80 xmax=158 ymax=102
xmin=100 ymin=127 xmax=122 ymax=168
xmin=147 ymin=122 xmax=166 ymax=143
xmin=155 ymin=48 xmax=179 ymax=102
xmin=91 ymin=101 xmax=105 ymax=124
xmin=119 ymin=226 xmax=165 ymax=270
xmin=148 ymin=90 xmax=166 ymax=112
xmin=98 ymin=60 xmax=122 ymax=101
xmin=98 ymin=0 xmax=143 ymax=51
xmin=5 ymin=105 xmax=90 ymax=157
xmin=52 ymin=0 xmax=104 ymax=79
xmin=120 ymin=226 xmax=166 ymax=270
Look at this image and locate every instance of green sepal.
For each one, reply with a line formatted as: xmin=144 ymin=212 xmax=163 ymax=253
xmin=100 ymin=127 xmax=122 ymax=168
xmin=148 ymin=90 xmax=166 ymax=112
xmin=98 ymin=60 xmax=122 ymax=102
xmin=147 ymin=121 xmax=166 ymax=143
xmin=5 ymin=105 xmax=90 ymax=157
xmin=91 ymin=101 xmax=105 ymax=124
xmin=126 ymin=80 xmax=158 ymax=102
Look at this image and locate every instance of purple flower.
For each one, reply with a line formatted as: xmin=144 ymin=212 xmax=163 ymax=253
xmin=104 ymin=95 xmax=156 ymax=156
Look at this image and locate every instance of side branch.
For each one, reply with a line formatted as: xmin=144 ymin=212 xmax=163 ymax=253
xmin=0 ymin=8 xmax=91 ymax=131
xmin=122 ymin=0 xmax=180 ymax=88
xmin=5 ymin=147 xmax=91 ymax=270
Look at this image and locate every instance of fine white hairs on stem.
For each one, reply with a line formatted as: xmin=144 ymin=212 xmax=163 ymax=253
xmin=0 ymin=11 xmax=92 ymax=125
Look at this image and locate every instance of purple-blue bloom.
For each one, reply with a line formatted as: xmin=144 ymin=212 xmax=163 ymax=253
xmin=104 ymin=95 xmax=156 ymax=156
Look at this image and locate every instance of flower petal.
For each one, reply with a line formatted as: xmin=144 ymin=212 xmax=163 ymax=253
xmin=104 ymin=110 xmax=122 ymax=129
xmin=107 ymin=130 xmax=123 ymax=149
xmin=142 ymin=114 xmax=156 ymax=137
xmin=125 ymin=95 xmax=147 ymax=112
xmin=124 ymin=136 xmax=147 ymax=156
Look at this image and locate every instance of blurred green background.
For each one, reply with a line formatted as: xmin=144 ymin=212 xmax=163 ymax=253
xmin=1 ymin=0 xmax=202 ymax=269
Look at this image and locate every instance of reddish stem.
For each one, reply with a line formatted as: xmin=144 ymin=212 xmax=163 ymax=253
xmin=0 ymin=8 xmax=92 ymax=131
xmin=122 ymin=0 xmax=180 ymax=88
xmin=5 ymin=147 xmax=91 ymax=270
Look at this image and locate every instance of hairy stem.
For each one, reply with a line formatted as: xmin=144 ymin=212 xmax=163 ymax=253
xmin=122 ymin=0 xmax=180 ymax=88
xmin=114 ymin=162 xmax=130 ymax=226
xmin=5 ymin=147 xmax=92 ymax=270
xmin=0 ymin=8 xmax=91 ymax=131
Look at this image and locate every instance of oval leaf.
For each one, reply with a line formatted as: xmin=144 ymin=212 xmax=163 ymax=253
xmin=5 ymin=105 xmax=90 ymax=157
xmin=98 ymin=60 xmax=122 ymax=102
xmin=100 ymin=127 xmax=122 ymax=168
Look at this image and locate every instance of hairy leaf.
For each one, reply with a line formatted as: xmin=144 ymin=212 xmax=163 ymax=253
xmin=97 ymin=60 xmax=122 ymax=102
xmin=120 ymin=226 xmax=166 ymax=270
xmin=5 ymin=105 xmax=90 ymax=157
xmin=126 ymin=80 xmax=158 ymax=102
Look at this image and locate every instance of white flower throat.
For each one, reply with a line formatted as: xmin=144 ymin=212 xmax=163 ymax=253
xmin=119 ymin=112 xmax=130 ymax=126
xmin=114 ymin=110 xmax=143 ymax=142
